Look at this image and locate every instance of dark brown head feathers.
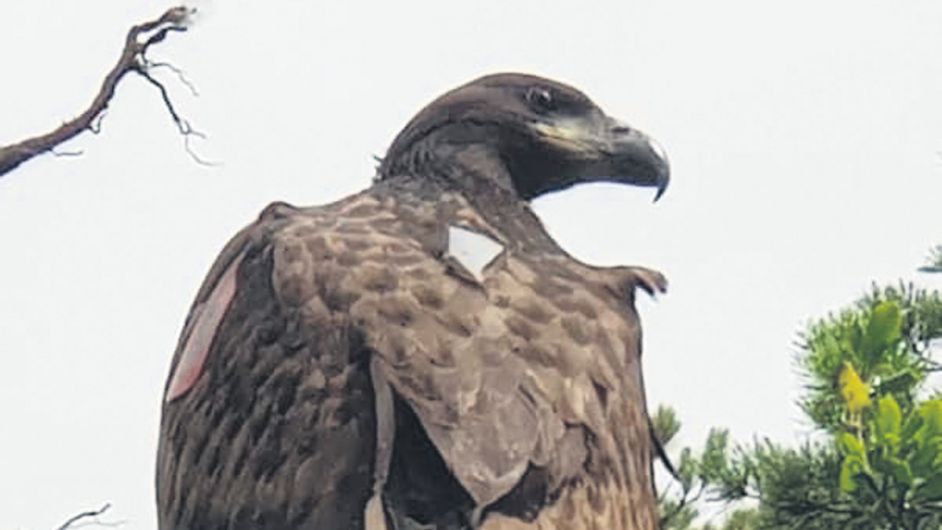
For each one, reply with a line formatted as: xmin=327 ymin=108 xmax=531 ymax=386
xmin=379 ymin=73 xmax=669 ymax=201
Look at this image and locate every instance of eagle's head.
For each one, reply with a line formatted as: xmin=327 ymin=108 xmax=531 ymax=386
xmin=379 ymin=73 xmax=669 ymax=201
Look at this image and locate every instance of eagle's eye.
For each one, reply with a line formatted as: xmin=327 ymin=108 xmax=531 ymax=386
xmin=525 ymin=87 xmax=556 ymax=113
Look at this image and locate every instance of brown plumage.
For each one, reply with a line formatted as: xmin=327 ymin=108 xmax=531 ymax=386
xmin=156 ymin=73 xmax=670 ymax=530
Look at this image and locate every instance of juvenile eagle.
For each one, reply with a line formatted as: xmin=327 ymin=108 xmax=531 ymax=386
xmin=156 ymin=73 xmax=669 ymax=530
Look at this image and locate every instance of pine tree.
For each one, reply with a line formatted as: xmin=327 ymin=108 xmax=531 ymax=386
xmin=658 ymin=253 xmax=942 ymax=529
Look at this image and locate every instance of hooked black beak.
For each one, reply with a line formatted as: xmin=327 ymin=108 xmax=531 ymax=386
xmin=607 ymin=119 xmax=670 ymax=201
xmin=530 ymin=115 xmax=670 ymax=201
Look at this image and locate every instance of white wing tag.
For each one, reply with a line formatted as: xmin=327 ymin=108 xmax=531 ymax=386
xmin=447 ymin=225 xmax=503 ymax=282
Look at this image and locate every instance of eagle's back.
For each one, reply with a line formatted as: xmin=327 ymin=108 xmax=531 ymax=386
xmin=157 ymin=185 xmax=656 ymax=529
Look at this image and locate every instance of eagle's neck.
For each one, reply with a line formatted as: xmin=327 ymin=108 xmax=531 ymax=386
xmin=381 ymin=142 xmax=563 ymax=254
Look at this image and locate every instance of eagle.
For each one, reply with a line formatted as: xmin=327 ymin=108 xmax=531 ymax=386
xmin=156 ymin=73 xmax=670 ymax=530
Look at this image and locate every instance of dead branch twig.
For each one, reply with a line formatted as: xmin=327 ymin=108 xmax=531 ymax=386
xmin=0 ymin=6 xmax=203 ymax=178
xmin=56 ymin=503 xmax=115 ymax=530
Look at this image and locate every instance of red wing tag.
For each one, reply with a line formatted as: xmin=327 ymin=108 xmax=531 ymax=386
xmin=165 ymin=253 xmax=244 ymax=402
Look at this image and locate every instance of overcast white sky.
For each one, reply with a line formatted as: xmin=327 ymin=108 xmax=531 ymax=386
xmin=2 ymin=1 xmax=942 ymax=528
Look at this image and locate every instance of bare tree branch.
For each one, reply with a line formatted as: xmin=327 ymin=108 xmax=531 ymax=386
xmin=133 ymin=66 xmax=215 ymax=166
xmin=145 ymin=60 xmax=200 ymax=97
xmin=56 ymin=503 xmax=118 ymax=530
xmin=0 ymin=6 xmax=202 ymax=178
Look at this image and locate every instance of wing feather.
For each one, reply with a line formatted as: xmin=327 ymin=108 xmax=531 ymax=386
xmin=158 ymin=193 xmax=651 ymax=529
